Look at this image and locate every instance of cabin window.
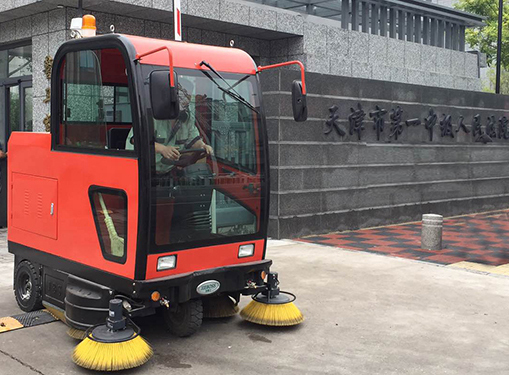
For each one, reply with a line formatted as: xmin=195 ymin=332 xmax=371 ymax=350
xmin=141 ymin=66 xmax=266 ymax=251
xmin=57 ymin=48 xmax=134 ymax=152
xmin=89 ymin=187 xmax=128 ymax=264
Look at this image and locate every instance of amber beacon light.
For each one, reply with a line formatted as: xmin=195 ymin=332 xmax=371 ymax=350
xmin=81 ymin=14 xmax=97 ymax=37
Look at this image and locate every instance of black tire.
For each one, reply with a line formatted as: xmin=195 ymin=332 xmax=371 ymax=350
xmin=162 ymin=299 xmax=203 ymax=337
xmin=14 ymin=260 xmax=43 ymax=312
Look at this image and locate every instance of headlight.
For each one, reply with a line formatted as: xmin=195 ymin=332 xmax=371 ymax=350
xmin=157 ymin=255 xmax=177 ymax=271
xmin=238 ymin=244 xmax=255 ymax=258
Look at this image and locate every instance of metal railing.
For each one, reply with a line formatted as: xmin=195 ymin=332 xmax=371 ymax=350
xmin=247 ymin=0 xmax=485 ymax=51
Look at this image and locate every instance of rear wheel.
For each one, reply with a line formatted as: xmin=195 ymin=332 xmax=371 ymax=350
xmin=14 ymin=260 xmax=43 ymax=312
xmin=162 ymin=299 xmax=203 ymax=337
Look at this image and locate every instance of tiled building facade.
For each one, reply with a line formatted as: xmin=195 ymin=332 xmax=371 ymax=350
xmin=0 ymin=0 xmax=484 ymax=133
xmin=0 ymin=0 xmax=485 ymax=228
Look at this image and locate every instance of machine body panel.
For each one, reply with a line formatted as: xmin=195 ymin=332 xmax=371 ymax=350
xmin=8 ymin=34 xmax=269 ymax=285
xmin=8 ymin=132 xmax=139 ymax=279
xmin=6 ymin=27 xmax=306 ymax=335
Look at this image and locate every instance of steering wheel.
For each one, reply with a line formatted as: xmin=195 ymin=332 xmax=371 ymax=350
xmin=161 ymin=148 xmax=208 ymax=167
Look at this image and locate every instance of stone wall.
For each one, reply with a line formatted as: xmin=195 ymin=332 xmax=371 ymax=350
xmin=263 ymin=70 xmax=509 ymax=239
xmin=294 ymin=17 xmax=481 ymax=91
xmin=0 ymin=1 xmax=483 ymax=133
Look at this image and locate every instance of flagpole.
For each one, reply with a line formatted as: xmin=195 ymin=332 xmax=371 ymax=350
xmin=174 ymin=0 xmax=182 ymax=41
xmin=495 ymin=0 xmax=503 ymax=94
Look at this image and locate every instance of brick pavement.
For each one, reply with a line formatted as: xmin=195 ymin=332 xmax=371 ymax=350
xmin=298 ymin=209 xmax=509 ymax=268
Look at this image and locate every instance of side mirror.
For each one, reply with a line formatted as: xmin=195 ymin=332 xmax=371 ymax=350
xmin=150 ymin=70 xmax=179 ymax=120
xmin=291 ymin=80 xmax=307 ymax=122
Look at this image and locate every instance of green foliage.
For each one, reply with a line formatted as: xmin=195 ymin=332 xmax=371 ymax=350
xmin=454 ymin=0 xmax=509 ymax=69
xmin=483 ymin=68 xmax=509 ymax=94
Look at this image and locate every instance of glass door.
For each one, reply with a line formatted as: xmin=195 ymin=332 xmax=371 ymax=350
xmin=7 ymin=81 xmax=32 ymax=134
xmin=7 ymin=85 xmax=20 ymax=134
xmin=0 ymin=81 xmax=32 ymax=228
xmin=23 ymin=85 xmax=33 ymax=132
xmin=0 ymin=42 xmax=32 ymax=228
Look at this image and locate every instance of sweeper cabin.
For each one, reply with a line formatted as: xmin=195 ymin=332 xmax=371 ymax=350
xmin=7 ymin=14 xmax=307 ymax=371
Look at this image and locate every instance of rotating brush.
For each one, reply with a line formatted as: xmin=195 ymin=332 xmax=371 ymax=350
xmin=72 ymin=299 xmax=152 ymax=371
xmin=203 ymin=295 xmax=239 ymax=318
xmin=67 ymin=327 xmax=87 ymax=340
xmin=43 ymin=302 xmax=87 ymax=340
xmin=43 ymin=304 xmax=66 ymax=322
xmin=240 ymin=272 xmax=304 ymax=327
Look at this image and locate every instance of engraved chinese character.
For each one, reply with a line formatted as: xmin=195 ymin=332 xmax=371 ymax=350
xmin=369 ymin=105 xmax=387 ymax=141
xmin=405 ymin=118 xmax=421 ymax=127
xmin=348 ymin=103 xmax=366 ymax=140
xmin=424 ymin=108 xmax=437 ymax=142
xmin=498 ymin=116 xmax=509 ymax=139
xmin=440 ymin=114 xmax=454 ymax=138
xmin=324 ymin=105 xmax=346 ymax=136
xmin=472 ymin=114 xmax=482 ymax=137
xmin=485 ymin=115 xmax=497 ymax=138
xmin=389 ymin=106 xmax=403 ymax=140
xmin=472 ymin=114 xmax=492 ymax=144
xmin=455 ymin=115 xmax=470 ymax=134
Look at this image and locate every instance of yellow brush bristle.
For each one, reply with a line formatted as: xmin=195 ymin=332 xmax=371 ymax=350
xmin=67 ymin=327 xmax=87 ymax=340
xmin=240 ymin=301 xmax=304 ymax=326
xmin=72 ymin=335 xmax=153 ymax=371
xmin=43 ymin=307 xmax=65 ymax=322
xmin=203 ymin=296 xmax=240 ymax=318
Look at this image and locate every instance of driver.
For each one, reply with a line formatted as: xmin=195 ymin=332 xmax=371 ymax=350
xmin=125 ymin=76 xmax=213 ymax=172
xmin=126 ymin=76 xmax=214 ymax=244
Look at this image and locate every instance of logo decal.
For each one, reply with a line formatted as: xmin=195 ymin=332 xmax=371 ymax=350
xmin=196 ymin=280 xmax=220 ymax=295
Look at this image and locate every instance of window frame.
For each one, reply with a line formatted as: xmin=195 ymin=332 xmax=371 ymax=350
xmin=51 ymin=41 xmax=138 ymax=157
xmin=0 ymin=39 xmax=32 ymax=80
xmin=141 ymin=65 xmax=262 ymax=175
xmin=142 ymin=66 xmax=269 ymax=254
xmin=88 ymin=185 xmax=128 ymax=265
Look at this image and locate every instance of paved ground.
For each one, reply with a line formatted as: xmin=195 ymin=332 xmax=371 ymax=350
xmin=299 ymin=210 xmax=509 ymax=269
xmin=1 ymin=228 xmax=509 ymax=374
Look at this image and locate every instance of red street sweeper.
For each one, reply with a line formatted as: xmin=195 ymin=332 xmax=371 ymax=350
xmin=7 ymin=14 xmax=307 ymax=371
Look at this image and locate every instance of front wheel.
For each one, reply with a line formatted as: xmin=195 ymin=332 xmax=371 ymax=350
xmin=14 ymin=260 xmax=43 ymax=312
xmin=162 ymin=299 xmax=203 ymax=337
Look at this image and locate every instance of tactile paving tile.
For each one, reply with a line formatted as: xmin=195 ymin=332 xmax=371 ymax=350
xmin=297 ymin=210 xmax=509 ymax=266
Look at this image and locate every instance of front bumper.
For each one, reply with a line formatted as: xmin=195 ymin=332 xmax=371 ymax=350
xmin=133 ymin=259 xmax=272 ymax=302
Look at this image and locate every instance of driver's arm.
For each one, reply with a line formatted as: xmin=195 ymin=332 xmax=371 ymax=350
xmin=155 ymin=142 xmax=180 ymax=160
xmin=152 ymin=119 xmax=181 ymax=161
xmin=184 ymin=108 xmax=213 ymax=155
xmin=194 ymin=138 xmax=213 ymax=155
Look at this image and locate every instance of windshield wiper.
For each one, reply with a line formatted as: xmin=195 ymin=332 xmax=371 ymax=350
xmin=201 ymin=61 xmax=251 ymax=96
xmin=198 ymin=61 xmax=259 ymax=114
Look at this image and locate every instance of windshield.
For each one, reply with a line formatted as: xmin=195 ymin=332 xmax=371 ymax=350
xmin=140 ymin=67 xmax=267 ymax=251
